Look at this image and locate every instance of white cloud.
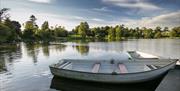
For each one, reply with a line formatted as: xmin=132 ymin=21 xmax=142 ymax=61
xmin=102 ymin=0 xmax=161 ymax=10
xmin=73 ymin=16 xmax=86 ymax=20
xmin=88 ymin=11 xmax=180 ymax=29
xmin=93 ymin=7 xmax=112 ymax=12
xmin=28 ymin=0 xmax=51 ymax=3
xmin=119 ymin=11 xmax=180 ymax=28
xmin=91 ymin=18 xmax=104 ymax=22
xmin=146 ymin=11 xmax=180 ymax=26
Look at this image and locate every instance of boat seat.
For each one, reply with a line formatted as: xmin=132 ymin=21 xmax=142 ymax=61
xmin=119 ymin=63 xmax=128 ymax=73
xmin=92 ymin=63 xmax=100 ymax=73
xmin=146 ymin=65 xmax=157 ymax=70
xmin=59 ymin=62 xmax=71 ymax=68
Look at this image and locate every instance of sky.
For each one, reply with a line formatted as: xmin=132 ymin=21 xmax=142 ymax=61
xmin=1 ymin=0 xmax=180 ymax=30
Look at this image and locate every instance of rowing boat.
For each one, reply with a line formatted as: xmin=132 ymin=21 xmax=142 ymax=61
xmin=49 ymin=51 xmax=178 ymax=83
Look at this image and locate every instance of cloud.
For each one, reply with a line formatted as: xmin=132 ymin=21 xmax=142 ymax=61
xmin=145 ymin=11 xmax=180 ymax=27
xmin=91 ymin=18 xmax=105 ymax=22
xmin=73 ymin=16 xmax=86 ymax=20
xmin=28 ymin=0 xmax=52 ymax=3
xmin=102 ymin=0 xmax=161 ymax=10
xmin=119 ymin=11 xmax=180 ymax=28
xmin=93 ymin=7 xmax=112 ymax=12
xmin=88 ymin=11 xmax=180 ymax=29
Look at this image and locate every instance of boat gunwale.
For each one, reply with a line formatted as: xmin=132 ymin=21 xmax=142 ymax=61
xmin=49 ymin=59 xmax=178 ymax=75
xmin=127 ymin=51 xmax=162 ymax=59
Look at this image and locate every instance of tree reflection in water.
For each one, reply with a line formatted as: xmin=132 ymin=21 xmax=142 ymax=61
xmin=42 ymin=44 xmax=50 ymax=57
xmin=25 ymin=43 xmax=67 ymax=64
xmin=25 ymin=43 xmax=40 ymax=64
xmin=0 ymin=56 xmax=6 ymax=72
xmin=54 ymin=44 xmax=67 ymax=53
xmin=75 ymin=45 xmax=89 ymax=55
xmin=0 ymin=43 xmax=22 ymax=72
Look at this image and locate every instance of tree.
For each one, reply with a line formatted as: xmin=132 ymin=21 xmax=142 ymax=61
xmin=72 ymin=25 xmax=79 ymax=34
xmin=54 ymin=26 xmax=68 ymax=37
xmin=3 ymin=18 xmax=21 ymax=36
xmin=41 ymin=21 xmax=49 ymax=31
xmin=84 ymin=22 xmax=91 ymax=36
xmin=115 ymin=25 xmax=122 ymax=40
xmin=154 ymin=31 xmax=162 ymax=38
xmin=23 ymin=21 xmax=35 ymax=39
xmin=11 ymin=21 xmax=21 ymax=37
xmin=0 ymin=8 xmax=10 ymax=23
xmin=154 ymin=26 xmax=162 ymax=38
xmin=0 ymin=23 xmax=11 ymax=42
xmin=3 ymin=18 xmax=19 ymax=41
xmin=36 ymin=21 xmax=51 ymax=40
xmin=23 ymin=15 xmax=38 ymax=40
xmin=163 ymin=27 xmax=169 ymax=31
xmin=108 ymin=27 xmax=115 ymax=40
xmin=169 ymin=27 xmax=180 ymax=37
xmin=142 ymin=27 xmax=153 ymax=38
xmin=30 ymin=15 xmax=37 ymax=24
xmin=78 ymin=22 xmax=90 ymax=38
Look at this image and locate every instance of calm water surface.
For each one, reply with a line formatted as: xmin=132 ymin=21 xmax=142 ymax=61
xmin=0 ymin=39 xmax=180 ymax=91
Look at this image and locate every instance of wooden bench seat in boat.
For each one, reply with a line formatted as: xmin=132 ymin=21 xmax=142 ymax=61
xmin=119 ymin=63 xmax=128 ymax=73
xmin=59 ymin=62 xmax=71 ymax=68
xmin=92 ymin=63 xmax=100 ymax=73
xmin=146 ymin=65 xmax=157 ymax=70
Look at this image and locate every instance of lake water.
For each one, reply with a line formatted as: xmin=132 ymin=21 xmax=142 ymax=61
xmin=0 ymin=39 xmax=180 ymax=91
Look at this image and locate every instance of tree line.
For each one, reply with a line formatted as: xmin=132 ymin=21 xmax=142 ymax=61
xmin=0 ymin=8 xmax=180 ymax=43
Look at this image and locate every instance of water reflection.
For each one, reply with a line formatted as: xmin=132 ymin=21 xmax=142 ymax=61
xmin=42 ymin=44 xmax=50 ymax=57
xmin=0 ymin=56 xmax=6 ymax=72
xmin=54 ymin=44 xmax=67 ymax=52
xmin=50 ymin=76 xmax=163 ymax=91
xmin=0 ymin=43 xmax=22 ymax=71
xmin=74 ymin=45 xmax=89 ymax=55
xmin=25 ymin=43 xmax=40 ymax=64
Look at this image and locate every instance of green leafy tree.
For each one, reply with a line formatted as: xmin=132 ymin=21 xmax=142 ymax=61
xmin=142 ymin=27 xmax=153 ymax=38
xmin=115 ymin=25 xmax=122 ymax=40
xmin=23 ymin=15 xmax=38 ymax=40
xmin=11 ymin=21 xmax=21 ymax=37
xmin=3 ymin=18 xmax=18 ymax=41
xmin=153 ymin=26 xmax=162 ymax=38
xmin=78 ymin=22 xmax=90 ymax=38
xmin=163 ymin=27 xmax=169 ymax=31
xmin=54 ymin=26 xmax=68 ymax=37
xmin=41 ymin=21 xmax=49 ymax=30
xmin=154 ymin=31 xmax=162 ymax=38
xmin=0 ymin=23 xmax=11 ymax=42
xmin=72 ymin=25 xmax=79 ymax=34
xmin=169 ymin=27 xmax=180 ymax=37
xmin=108 ymin=27 xmax=115 ymax=40
xmin=36 ymin=21 xmax=51 ymax=40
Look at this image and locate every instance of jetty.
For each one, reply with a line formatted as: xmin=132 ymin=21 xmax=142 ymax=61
xmin=155 ymin=65 xmax=180 ymax=91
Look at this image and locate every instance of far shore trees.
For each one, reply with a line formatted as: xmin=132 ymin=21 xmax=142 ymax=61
xmin=0 ymin=8 xmax=179 ymax=43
